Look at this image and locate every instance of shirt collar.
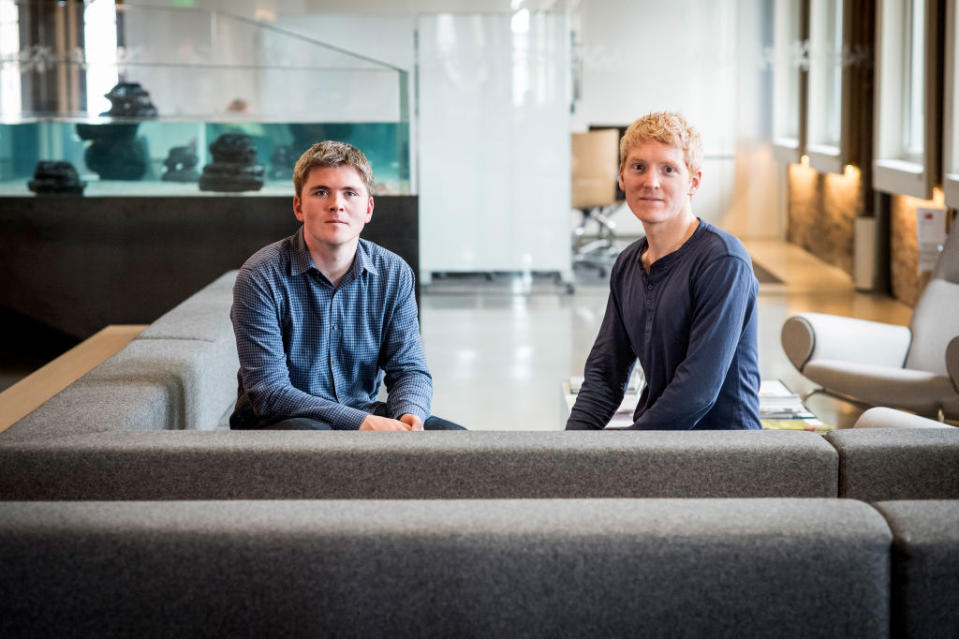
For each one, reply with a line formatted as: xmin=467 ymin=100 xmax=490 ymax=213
xmin=289 ymin=227 xmax=379 ymax=279
xmin=290 ymin=227 xmax=314 ymax=276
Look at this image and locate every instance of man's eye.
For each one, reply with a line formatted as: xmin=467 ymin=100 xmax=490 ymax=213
xmin=346 ymin=191 xmax=357 ymax=197
xmin=632 ymin=164 xmax=644 ymax=171
xmin=664 ymin=166 xmax=674 ymax=174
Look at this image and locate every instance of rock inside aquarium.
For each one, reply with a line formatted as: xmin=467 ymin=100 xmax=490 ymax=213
xmin=199 ymin=133 xmax=265 ymax=192
xmin=28 ymin=161 xmax=86 ymax=195
xmin=162 ymin=146 xmax=200 ymax=182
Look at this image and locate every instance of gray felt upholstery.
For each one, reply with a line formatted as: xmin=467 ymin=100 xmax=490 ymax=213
xmin=827 ymin=428 xmax=959 ymax=500
xmin=874 ymin=500 xmax=959 ymax=639
xmin=3 ymin=337 xmax=238 ymax=440
xmin=0 ymin=498 xmax=891 ymax=638
xmin=0 ymin=430 xmax=837 ymax=500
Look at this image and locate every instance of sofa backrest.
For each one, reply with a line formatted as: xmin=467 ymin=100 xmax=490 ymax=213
xmin=0 ymin=498 xmax=891 ymax=638
xmin=1 ymin=271 xmax=239 ymax=442
xmin=0 ymin=430 xmax=838 ymax=500
xmin=874 ymin=500 xmax=959 ymax=639
xmin=826 ymin=428 xmax=959 ymax=500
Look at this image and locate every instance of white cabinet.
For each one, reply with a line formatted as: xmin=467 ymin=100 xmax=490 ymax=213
xmin=417 ymin=12 xmax=571 ymax=282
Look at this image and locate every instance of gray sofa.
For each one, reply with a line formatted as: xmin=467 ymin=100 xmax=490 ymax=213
xmin=0 ymin=498 xmax=892 ymax=638
xmin=2 ymin=271 xmax=959 ymax=637
xmin=1 ymin=270 xmax=844 ymax=501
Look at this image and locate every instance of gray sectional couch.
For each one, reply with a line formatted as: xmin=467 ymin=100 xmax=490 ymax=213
xmin=1 ymin=271 xmax=958 ymax=637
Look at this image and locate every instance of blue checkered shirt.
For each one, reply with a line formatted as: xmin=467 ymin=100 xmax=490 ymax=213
xmin=230 ymin=228 xmax=432 ymax=430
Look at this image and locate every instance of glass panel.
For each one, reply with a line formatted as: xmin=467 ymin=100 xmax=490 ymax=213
xmin=0 ymin=3 xmax=410 ymax=195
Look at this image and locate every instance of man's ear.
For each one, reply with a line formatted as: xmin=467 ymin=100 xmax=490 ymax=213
xmin=293 ymin=194 xmax=304 ymax=222
xmin=688 ymin=170 xmax=702 ymax=197
xmin=618 ymin=165 xmax=625 ymax=192
xmin=365 ymin=196 xmax=374 ymax=223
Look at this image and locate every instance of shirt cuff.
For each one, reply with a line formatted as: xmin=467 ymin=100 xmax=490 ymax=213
xmin=332 ymin=405 xmax=371 ymax=431
xmin=390 ymin=403 xmax=429 ymax=425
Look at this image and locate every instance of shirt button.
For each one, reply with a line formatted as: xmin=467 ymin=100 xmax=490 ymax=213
xmin=647 ymin=284 xmax=653 ymax=290
xmin=332 ymin=325 xmax=338 ymax=331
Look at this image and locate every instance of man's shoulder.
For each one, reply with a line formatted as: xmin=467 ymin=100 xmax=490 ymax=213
xmin=695 ymin=222 xmax=752 ymax=265
xmin=238 ymin=235 xmax=294 ymax=282
xmin=359 ymin=239 xmax=414 ymax=277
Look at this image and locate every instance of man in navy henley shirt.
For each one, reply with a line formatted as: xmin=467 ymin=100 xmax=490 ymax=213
xmin=567 ymin=112 xmax=762 ymax=431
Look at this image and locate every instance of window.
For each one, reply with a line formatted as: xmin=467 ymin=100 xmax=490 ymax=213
xmin=874 ymin=0 xmax=938 ymax=199
xmin=771 ymin=0 xmax=804 ymax=163
xmin=945 ymin=0 xmax=959 ymax=208
xmin=806 ymin=0 xmax=845 ymax=173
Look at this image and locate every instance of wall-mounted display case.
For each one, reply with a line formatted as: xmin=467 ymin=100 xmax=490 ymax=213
xmin=0 ymin=2 xmax=410 ymax=196
xmin=873 ymin=0 xmax=939 ymax=199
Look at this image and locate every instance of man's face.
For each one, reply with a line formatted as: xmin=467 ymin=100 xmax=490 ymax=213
xmin=293 ymin=165 xmax=373 ymax=252
xmin=619 ymin=140 xmax=701 ymax=228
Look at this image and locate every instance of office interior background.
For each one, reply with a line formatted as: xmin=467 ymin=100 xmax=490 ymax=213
xmin=1 ymin=0 xmax=957 ymax=430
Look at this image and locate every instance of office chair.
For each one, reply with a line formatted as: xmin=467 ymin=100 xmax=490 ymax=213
xmin=781 ymin=225 xmax=959 ymax=422
xmin=571 ymin=129 xmax=622 ymax=276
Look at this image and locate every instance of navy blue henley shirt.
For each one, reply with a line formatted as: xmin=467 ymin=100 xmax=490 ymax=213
xmin=567 ymin=220 xmax=762 ymax=430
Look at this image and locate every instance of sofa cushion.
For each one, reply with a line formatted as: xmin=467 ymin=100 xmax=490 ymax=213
xmin=874 ymin=500 xmax=959 ymax=638
xmin=1 ymin=337 xmax=238 ymax=441
xmin=0 ymin=430 xmax=837 ymax=500
xmin=0 ymin=498 xmax=891 ymax=638
xmin=0 ymin=380 xmax=174 ymax=441
xmin=826 ymin=428 xmax=959 ymax=500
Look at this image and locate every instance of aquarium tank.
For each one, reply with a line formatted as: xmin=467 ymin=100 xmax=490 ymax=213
xmin=0 ymin=1 xmax=410 ymax=196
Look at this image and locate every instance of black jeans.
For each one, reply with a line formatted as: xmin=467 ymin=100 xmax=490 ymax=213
xmin=264 ymin=415 xmax=466 ymax=430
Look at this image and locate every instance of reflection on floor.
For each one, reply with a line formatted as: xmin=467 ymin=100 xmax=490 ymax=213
xmin=421 ymin=239 xmax=912 ymax=431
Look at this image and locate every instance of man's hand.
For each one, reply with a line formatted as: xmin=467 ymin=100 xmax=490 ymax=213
xmin=360 ymin=415 xmax=412 ymax=431
xmin=399 ymin=414 xmax=424 ymax=431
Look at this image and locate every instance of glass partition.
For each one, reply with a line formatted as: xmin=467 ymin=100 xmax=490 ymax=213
xmin=0 ymin=3 xmax=410 ymax=195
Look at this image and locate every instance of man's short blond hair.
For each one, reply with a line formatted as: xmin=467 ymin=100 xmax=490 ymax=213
xmin=293 ymin=141 xmax=374 ymax=198
xmin=619 ymin=112 xmax=703 ymax=174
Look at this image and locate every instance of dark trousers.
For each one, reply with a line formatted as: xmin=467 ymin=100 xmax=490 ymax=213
xmin=264 ymin=415 xmax=466 ymax=430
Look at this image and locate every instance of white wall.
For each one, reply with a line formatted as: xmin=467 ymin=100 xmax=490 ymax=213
xmin=569 ymin=0 xmax=741 ymax=237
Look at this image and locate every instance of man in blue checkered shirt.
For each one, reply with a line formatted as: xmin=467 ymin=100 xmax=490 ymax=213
xmin=230 ymin=141 xmax=464 ymax=431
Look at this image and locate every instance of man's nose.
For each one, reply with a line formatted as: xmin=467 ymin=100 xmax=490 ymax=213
xmin=644 ymin=171 xmax=660 ymax=189
xmin=329 ymin=192 xmax=345 ymax=209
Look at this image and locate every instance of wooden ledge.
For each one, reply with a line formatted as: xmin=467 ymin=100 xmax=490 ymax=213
xmin=0 ymin=325 xmax=146 ymax=433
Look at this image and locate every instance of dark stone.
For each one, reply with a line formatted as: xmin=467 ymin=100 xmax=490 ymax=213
xmin=161 ymin=146 xmax=200 ymax=183
xmin=82 ymin=132 xmax=150 ymax=181
xmin=199 ymin=134 xmax=265 ymax=192
xmin=27 ymin=161 xmax=85 ymax=195
xmin=100 ymin=82 xmax=158 ymax=118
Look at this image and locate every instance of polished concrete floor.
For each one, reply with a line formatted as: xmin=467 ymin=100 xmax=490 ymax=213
xmin=420 ymin=239 xmax=913 ymax=431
